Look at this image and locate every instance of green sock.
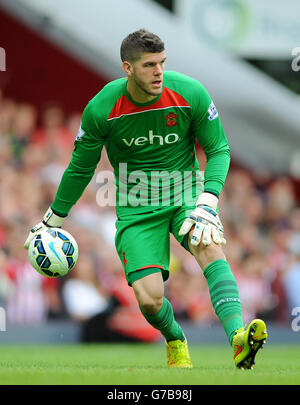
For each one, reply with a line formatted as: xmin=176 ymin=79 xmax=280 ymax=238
xmin=140 ymin=297 xmax=185 ymax=342
xmin=204 ymin=259 xmax=244 ymax=345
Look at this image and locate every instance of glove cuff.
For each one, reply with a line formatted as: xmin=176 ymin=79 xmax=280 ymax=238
xmin=196 ymin=192 xmax=219 ymax=210
xmin=43 ymin=207 xmax=65 ymax=228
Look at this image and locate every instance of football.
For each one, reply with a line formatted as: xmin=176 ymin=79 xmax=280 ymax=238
xmin=28 ymin=228 xmax=78 ymax=278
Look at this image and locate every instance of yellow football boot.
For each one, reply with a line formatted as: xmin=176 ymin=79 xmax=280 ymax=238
xmin=232 ymin=319 xmax=268 ymax=369
xmin=165 ymin=338 xmax=193 ymax=368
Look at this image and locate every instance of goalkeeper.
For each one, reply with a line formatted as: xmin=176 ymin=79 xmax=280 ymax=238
xmin=24 ymin=29 xmax=267 ymax=369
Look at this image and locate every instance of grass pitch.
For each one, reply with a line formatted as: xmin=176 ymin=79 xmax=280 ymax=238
xmin=0 ymin=343 xmax=299 ymax=385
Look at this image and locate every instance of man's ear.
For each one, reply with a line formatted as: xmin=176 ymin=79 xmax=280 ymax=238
xmin=122 ymin=61 xmax=133 ymax=76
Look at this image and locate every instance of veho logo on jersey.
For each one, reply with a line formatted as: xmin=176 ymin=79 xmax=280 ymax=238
xmin=208 ymin=101 xmax=219 ymax=121
xmin=122 ymin=130 xmax=179 ymax=147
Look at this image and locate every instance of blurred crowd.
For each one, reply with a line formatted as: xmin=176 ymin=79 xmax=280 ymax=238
xmin=0 ymin=90 xmax=300 ymax=341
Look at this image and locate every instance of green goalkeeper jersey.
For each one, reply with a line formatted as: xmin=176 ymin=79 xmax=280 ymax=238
xmin=51 ymin=71 xmax=230 ymax=216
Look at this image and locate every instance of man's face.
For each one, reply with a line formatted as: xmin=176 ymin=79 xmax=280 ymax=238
xmin=128 ymin=51 xmax=166 ymax=97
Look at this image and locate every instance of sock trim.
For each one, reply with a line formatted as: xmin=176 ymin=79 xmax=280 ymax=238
xmin=210 ymin=280 xmax=237 ymax=294
xmin=203 ymin=259 xmax=228 ymax=278
xmin=211 ymin=288 xmax=239 ymax=303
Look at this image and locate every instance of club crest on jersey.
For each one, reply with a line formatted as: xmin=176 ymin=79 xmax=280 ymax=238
xmin=208 ymin=101 xmax=219 ymax=121
xmin=164 ymin=112 xmax=178 ymax=127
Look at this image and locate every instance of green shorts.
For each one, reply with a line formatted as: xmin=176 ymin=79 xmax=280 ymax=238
xmin=115 ymin=203 xmax=195 ymax=286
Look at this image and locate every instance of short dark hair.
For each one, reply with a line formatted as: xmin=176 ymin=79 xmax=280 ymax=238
xmin=120 ymin=29 xmax=165 ymax=62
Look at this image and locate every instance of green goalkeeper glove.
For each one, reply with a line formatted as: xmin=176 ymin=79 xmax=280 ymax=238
xmin=24 ymin=207 xmax=66 ymax=250
xmin=179 ymin=192 xmax=226 ymax=246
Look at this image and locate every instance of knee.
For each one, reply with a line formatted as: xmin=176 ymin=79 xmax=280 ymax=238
xmin=138 ymin=294 xmax=163 ymax=315
xmin=189 ymin=237 xmax=226 ymax=270
xmin=132 ymin=272 xmax=164 ymax=315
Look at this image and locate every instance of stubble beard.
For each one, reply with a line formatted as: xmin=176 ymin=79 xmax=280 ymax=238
xmin=133 ymin=73 xmax=162 ymax=98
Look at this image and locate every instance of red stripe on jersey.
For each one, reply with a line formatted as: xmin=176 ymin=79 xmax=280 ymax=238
xmin=108 ymin=87 xmax=190 ymax=120
xmin=136 ymin=265 xmax=164 ymax=271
